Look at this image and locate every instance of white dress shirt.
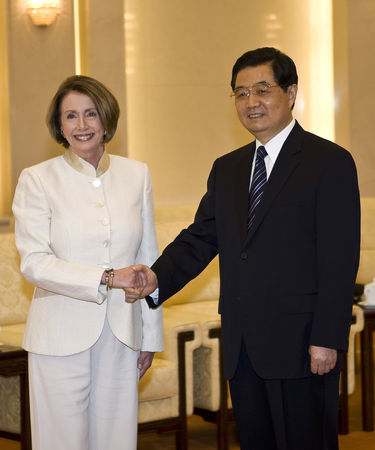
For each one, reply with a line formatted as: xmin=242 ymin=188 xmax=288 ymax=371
xmin=250 ymin=118 xmax=296 ymax=185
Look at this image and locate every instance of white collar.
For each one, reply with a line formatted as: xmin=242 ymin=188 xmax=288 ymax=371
xmin=256 ymin=119 xmax=296 ymax=162
xmin=63 ymin=149 xmax=110 ymax=177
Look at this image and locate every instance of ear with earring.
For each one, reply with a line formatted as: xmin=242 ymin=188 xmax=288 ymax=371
xmin=60 ymin=128 xmax=64 ymax=137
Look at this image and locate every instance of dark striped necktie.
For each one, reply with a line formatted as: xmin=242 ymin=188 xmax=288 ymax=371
xmin=247 ymin=146 xmax=268 ymax=230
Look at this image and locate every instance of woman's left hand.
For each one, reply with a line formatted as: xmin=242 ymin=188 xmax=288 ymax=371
xmin=138 ymin=351 xmax=155 ymax=378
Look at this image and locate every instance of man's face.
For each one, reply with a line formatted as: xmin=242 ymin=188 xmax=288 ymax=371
xmin=234 ymin=63 xmax=297 ymax=144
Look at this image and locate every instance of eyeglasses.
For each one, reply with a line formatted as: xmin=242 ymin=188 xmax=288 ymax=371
xmin=231 ymin=83 xmax=279 ymax=100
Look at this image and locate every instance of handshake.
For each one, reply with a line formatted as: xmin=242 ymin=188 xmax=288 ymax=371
xmin=104 ymin=265 xmax=158 ymax=302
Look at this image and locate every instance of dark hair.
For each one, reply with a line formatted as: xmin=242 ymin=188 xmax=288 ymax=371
xmin=47 ymin=75 xmax=120 ymax=148
xmin=231 ymin=47 xmax=298 ymax=92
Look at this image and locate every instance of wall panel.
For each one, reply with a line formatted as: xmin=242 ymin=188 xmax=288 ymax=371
xmin=124 ymin=0 xmax=334 ymax=205
xmin=8 ymin=0 xmax=75 ymax=189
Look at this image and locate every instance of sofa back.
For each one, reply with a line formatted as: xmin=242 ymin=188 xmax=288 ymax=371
xmin=154 ymin=205 xmax=220 ymax=307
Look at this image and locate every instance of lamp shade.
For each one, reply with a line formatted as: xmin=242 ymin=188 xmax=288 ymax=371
xmin=26 ymin=0 xmax=61 ymax=27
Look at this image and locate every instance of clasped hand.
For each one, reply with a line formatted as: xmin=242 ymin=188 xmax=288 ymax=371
xmin=110 ymin=265 xmax=158 ymax=302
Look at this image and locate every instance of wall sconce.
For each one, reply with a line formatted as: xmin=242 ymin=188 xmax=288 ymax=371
xmin=26 ymin=0 xmax=61 ymax=27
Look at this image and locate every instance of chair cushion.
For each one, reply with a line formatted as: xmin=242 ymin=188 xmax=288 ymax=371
xmin=139 ymin=358 xmax=177 ymax=402
xmin=138 ymin=358 xmax=179 ymax=423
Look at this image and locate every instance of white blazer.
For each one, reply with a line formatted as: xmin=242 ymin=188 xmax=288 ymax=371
xmin=12 ymin=151 xmax=164 ymax=356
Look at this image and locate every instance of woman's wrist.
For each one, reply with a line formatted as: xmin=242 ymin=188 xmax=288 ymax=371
xmin=101 ymin=268 xmax=114 ymax=290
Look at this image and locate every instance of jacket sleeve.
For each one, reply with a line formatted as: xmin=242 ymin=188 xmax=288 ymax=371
xmin=12 ymin=168 xmax=106 ymax=303
xmin=135 ymin=165 xmax=164 ymax=351
xmin=309 ymin=150 xmax=361 ymax=351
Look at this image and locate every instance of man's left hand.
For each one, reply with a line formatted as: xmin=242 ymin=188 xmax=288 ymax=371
xmin=309 ymin=345 xmax=337 ymax=375
xmin=137 ymin=351 xmax=155 ymax=378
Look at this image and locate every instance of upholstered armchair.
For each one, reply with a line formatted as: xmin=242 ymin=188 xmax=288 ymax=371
xmin=138 ymin=309 xmax=202 ymax=449
xmin=165 ymin=301 xmax=233 ymax=450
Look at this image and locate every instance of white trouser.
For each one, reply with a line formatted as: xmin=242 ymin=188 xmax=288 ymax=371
xmin=28 ymin=316 xmax=140 ymax=450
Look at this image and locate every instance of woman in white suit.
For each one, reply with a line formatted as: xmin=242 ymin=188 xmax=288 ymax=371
xmin=12 ymin=75 xmax=163 ymax=450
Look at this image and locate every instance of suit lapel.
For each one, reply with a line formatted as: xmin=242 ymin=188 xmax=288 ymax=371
xmin=243 ymin=122 xmax=304 ymax=248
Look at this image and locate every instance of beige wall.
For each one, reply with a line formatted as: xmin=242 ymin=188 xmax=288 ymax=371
xmin=86 ymin=0 xmax=127 ymax=157
xmin=3 ymin=0 xmax=375 ymax=208
xmin=124 ymin=0 xmax=335 ymax=206
xmin=8 ymin=0 xmax=75 ymax=190
xmin=6 ymin=0 xmax=127 ymax=195
xmin=333 ymin=0 xmax=375 ymax=197
xmin=346 ymin=0 xmax=375 ymax=197
xmin=0 ymin=0 xmax=12 ymax=215
xmin=332 ymin=0 xmax=350 ymax=151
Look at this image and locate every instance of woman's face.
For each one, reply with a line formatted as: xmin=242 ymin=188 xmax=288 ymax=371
xmin=60 ymin=91 xmax=105 ymax=158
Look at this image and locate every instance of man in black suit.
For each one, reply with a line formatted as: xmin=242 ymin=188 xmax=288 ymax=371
xmin=126 ymin=47 xmax=360 ymax=450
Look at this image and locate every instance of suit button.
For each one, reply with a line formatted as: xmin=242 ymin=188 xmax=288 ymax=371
xmin=240 ymin=252 xmax=248 ymax=260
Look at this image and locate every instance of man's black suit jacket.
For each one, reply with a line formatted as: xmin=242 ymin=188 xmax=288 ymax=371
xmin=148 ymin=121 xmax=361 ymax=380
